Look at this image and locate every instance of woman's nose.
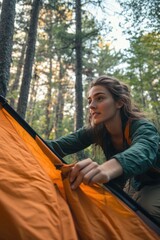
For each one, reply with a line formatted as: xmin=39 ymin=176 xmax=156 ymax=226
xmin=89 ymin=101 xmax=96 ymax=109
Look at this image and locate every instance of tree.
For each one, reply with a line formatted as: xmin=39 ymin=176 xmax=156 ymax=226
xmin=32 ymin=1 xmax=76 ymax=138
xmin=17 ymin=0 xmax=42 ymax=118
xmin=9 ymin=34 xmax=27 ymax=109
xmin=122 ymin=32 xmax=160 ymax=128
xmin=54 ymin=60 xmax=65 ymax=139
xmin=75 ymin=0 xmax=105 ymax=130
xmin=75 ymin=0 xmax=83 ymax=130
xmin=117 ymin=0 xmax=160 ymax=35
xmin=7 ymin=0 xmax=32 ymax=109
xmin=0 ymin=0 xmax=16 ymax=97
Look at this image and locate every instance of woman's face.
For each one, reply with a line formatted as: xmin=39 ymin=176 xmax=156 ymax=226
xmin=88 ymin=85 xmax=122 ymax=126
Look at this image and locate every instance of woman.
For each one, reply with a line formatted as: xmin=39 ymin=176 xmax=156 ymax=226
xmin=46 ymin=75 xmax=160 ymax=224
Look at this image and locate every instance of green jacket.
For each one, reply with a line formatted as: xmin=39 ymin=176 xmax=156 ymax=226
xmin=46 ymin=119 xmax=160 ymax=190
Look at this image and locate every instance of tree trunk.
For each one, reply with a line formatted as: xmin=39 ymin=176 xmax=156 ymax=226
xmin=44 ymin=10 xmax=54 ymax=139
xmin=75 ymin=0 xmax=83 ymax=130
xmin=0 ymin=0 xmax=16 ymax=97
xmin=75 ymin=0 xmax=85 ymax=159
xmin=25 ymin=65 xmax=39 ymax=126
xmin=9 ymin=40 xmax=27 ymax=109
xmin=55 ymin=60 xmax=64 ymax=139
xmin=45 ymin=56 xmax=53 ymax=139
xmin=149 ymin=81 xmax=160 ymax=126
xmin=17 ymin=0 xmax=41 ymax=119
xmin=139 ymin=68 xmax=146 ymax=108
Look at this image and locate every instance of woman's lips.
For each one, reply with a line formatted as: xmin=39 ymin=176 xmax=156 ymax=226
xmin=92 ymin=112 xmax=100 ymax=118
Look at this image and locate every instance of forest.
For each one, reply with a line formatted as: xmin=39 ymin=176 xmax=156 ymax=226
xmin=0 ymin=0 xmax=159 ymax=162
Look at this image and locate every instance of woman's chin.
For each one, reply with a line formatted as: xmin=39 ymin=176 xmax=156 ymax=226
xmin=92 ymin=120 xmax=102 ymax=126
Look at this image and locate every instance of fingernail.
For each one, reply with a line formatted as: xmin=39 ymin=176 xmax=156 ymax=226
xmin=71 ymin=184 xmax=75 ymax=190
xmin=70 ymin=177 xmax=73 ymax=183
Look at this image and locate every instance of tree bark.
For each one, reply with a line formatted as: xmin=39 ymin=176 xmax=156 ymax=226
xmin=75 ymin=0 xmax=85 ymax=159
xmin=149 ymin=81 xmax=160 ymax=126
xmin=10 ymin=40 xmax=27 ymax=109
xmin=45 ymin=56 xmax=53 ymax=138
xmin=0 ymin=0 xmax=16 ymax=97
xmin=17 ymin=0 xmax=42 ymax=118
xmin=55 ymin=60 xmax=64 ymax=139
xmin=25 ymin=65 xmax=39 ymax=126
xmin=75 ymin=0 xmax=83 ymax=130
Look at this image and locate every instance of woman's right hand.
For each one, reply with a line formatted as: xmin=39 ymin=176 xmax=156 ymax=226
xmin=69 ymin=158 xmax=110 ymax=190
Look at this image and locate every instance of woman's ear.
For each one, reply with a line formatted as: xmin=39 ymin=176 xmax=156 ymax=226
xmin=116 ymin=100 xmax=123 ymax=109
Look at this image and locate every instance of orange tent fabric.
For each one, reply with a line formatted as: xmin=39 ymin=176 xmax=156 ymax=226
xmin=0 ymin=104 xmax=159 ymax=239
xmin=0 ymin=106 xmax=77 ymax=240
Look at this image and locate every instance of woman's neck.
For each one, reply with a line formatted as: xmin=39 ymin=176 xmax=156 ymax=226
xmin=105 ymin=117 xmax=124 ymax=151
xmin=104 ymin=115 xmax=122 ymax=137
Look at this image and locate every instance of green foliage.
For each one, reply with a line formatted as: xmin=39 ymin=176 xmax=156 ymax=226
xmin=6 ymin=0 xmax=160 ymax=142
xmin=117 ymin=0 xmax=160 ymax=36
xmin=63 ymin=144 xmax=106 ymax=164
xmin=121 ymin=32 xmax=160 ymax=128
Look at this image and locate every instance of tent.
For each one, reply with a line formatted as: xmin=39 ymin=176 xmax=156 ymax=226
xmin=0 ymin=95 xmax=159 ymax=240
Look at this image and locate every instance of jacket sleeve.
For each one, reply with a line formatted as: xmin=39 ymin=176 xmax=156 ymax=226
xmin=45 ymin=127 xmax=94 ymax=157
xmin=113 ymin=120 xmax=160 ymax=178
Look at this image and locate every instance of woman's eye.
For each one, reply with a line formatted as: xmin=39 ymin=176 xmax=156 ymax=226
xmin=88 ymin=96 xmax=104 ymax=105
xmin=97 ymin=96 xmax=103 ymax=101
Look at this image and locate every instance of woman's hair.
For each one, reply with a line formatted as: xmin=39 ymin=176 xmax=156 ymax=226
xmin=88 ymin=75 xmax=145 ymax=146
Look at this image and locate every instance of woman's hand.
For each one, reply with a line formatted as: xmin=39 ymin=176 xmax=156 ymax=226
xmin=69 ymin=158 xmax=123 ymax=190
xmin=69 ymin=158 xmax=110 ymax=190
